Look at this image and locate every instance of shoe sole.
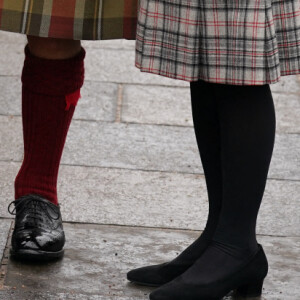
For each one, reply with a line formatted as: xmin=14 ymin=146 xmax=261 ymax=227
xmin=127 ymin=278 xmax=162 ymax=287
xmin=10 ymin=248 xmax=64 ymax=261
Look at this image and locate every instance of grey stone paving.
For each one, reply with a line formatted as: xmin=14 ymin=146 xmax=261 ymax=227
xmin=84 ymin=47 xmax=188 ymax=87
xmin=0 ymin=162 xmax=299 ymax=237
xmin=269 ymin=75 xmax=300 ymax=95
xmin=0 ymin=31 xmax=299 ymax=299
xmin=1 ymin=77 xmax=300 ymax=134
xmin=0 ymin=291 xmax=146 ymax=300
xmin=122 ymin=85 xmax=193 ymax=126
xmin=273 ymin=93 xmax=300 ymax=133
xmin=74 ymin=81 xmax=119 ymax=122
xmin=0 ymin=77 xmax=22 ymax=116
xmin=0 ymin=219 xmax=11 ymax=269
xmin=0 ymin=77 xmax=119 ymax=122
xmin=0 ymin=116 xmax=299 ymax=180
xmin=2 ymin=223 xmax=300 ymax=300
xmin=0 ymin=220 xmax=10 ymax=252
xmin=122 ymin=85 xmax=300 ymax=133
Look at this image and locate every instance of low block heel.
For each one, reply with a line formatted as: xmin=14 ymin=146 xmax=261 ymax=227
xmin=236 ymin=279 xmax=264 ymax=297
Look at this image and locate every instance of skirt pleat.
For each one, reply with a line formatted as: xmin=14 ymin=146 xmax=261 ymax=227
xmin=136 ymin=0 xmax=300 ymax=85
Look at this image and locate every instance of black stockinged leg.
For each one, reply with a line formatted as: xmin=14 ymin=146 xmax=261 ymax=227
xmin=149 ymin=82 xmax=276 ymax=300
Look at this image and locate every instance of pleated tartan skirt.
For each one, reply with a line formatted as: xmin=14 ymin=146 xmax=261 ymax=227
xmin=0 ymin=0 xmax=137 ymax=40
xmin=136 ymin=0 xmax=300 ymax=85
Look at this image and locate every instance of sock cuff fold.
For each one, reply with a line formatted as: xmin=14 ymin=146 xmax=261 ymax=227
xmin=21 ymin=44 xmax=86 ymax=96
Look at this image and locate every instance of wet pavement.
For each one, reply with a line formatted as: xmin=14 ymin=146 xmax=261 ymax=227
xmin=0 ymin=31 xmax=299 ymax=299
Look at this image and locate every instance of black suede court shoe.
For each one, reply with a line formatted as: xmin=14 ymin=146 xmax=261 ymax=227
xmin=127 ymin=234 xmax=211 ymax=286
xmin=8 ymin=194 xmax=65 ymax=261
xmin=149 ymin=243 xmax=268 ymax=300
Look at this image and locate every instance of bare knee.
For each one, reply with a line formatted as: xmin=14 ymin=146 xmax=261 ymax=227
xmin=27 ymin=36 xmax=81 ymax=59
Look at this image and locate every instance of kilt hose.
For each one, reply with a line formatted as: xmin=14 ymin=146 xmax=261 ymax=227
xmin=0 ymin=0 xmax=138 ymax=40
xmin=136 ymin=0 xmax=300 ymax=85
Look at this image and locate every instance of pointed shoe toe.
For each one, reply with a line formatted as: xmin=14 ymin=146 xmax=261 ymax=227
xmin=127 ymin=263 xmax=172 ymax=287
xmin=127 ymin=258 xmax=197 ymax=287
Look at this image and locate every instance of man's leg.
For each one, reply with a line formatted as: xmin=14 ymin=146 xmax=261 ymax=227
xmin=26 ymin=35 xmax=81 ymax=59
xmin=9 ymin=37 xmax=85 ymax=260
xmin=15 ymin=36 xmax=83 ymax=204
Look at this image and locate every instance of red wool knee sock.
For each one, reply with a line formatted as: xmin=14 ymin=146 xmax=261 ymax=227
xmin=14 ymin=45 xmax=86 ymax=205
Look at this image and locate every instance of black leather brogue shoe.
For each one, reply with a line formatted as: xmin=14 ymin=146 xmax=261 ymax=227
xmin=8 ymin=194 xmax=65 ymax=261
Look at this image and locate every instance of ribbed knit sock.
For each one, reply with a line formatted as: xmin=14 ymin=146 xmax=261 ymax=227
xmin=14 ymin=45 xmax=85 ymax=205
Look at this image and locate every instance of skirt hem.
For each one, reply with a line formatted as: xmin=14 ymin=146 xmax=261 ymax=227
xmin=136 ymin=63 xmax=300 ymax=86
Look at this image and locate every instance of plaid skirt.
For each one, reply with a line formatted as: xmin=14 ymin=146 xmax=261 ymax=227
xmin=0 ymin=0 xmax=137 ymax=40
xmin=136 ymin=0 xmax=300 ymax=85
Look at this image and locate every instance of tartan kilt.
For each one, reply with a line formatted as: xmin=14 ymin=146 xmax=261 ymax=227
xmin=136 ymin=0 xmax=300 ymax=85
xmin=0 ymin=0 xmax=138 ymax=40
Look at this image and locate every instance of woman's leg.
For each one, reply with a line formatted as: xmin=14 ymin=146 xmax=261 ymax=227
xmin=190 ymin=80 xmax=223 ymax=239
xmin=10 ymin=36 xmax=85 ymax=260
xmin=150 ymin=81 xmax=276 ymax=299
xmin=127 ymin=81 xmax=223 ymax=286
xmin=213 ymin=83 xmax=276 ymax=253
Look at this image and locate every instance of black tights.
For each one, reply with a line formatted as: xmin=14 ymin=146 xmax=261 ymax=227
xmin=191 ymin=80 xmax=276 ymax=256
xmin=126 ymin=80 xmax=276 ymax=288
xmin=146 ymin=81 xmax=276 ymax=298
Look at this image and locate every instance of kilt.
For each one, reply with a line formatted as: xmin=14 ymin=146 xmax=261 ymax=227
xmin=136 ymin=0 xmax=300 ymax=85
xmin=0 ymin=0 xmax=138 ymax=40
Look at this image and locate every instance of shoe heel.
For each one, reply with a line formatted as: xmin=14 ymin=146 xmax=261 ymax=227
xmin=236 ymin=279 xmax=264 ymax=297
